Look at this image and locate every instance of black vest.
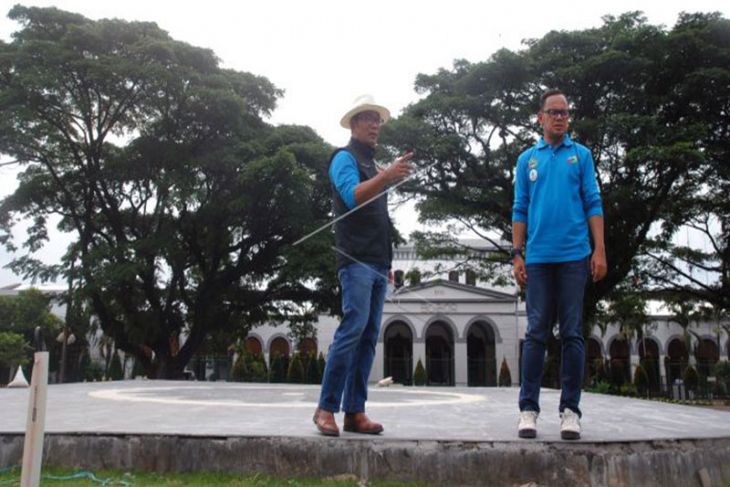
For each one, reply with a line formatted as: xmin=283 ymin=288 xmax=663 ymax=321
xmin=330 ymin=138 xmax=392 ymax=270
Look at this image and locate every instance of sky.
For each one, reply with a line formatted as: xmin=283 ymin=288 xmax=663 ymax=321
xmin=0 ymin=0 xmax=728 ymax=286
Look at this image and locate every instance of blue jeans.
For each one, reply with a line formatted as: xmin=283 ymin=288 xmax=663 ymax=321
xmin=318 ymin=262 xmax=388 ymax=413
xmin=519 ymin=258 xmax=589 ymax=416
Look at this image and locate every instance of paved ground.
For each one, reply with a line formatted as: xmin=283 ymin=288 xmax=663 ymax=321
xmin=1 ymin=380 xmax=729 ymax=442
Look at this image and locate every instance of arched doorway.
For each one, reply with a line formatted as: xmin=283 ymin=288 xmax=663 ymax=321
xmin=426 ymin=321 xmax=454 ymax=386
xmin=695 ymin=338 xmax=719 ymax=378
xmin=383 ymin=321 xmax=413 ymax=385
xmin=609 ymin=337 xmax=631 ymax=386
xmin=270 ymin=336 xmax=290 ymax=357
xmin=466 ymin=321 xmax=496 ymax=386
xmin=269 ymin=336 xmax=291 ymax=383
xmin=245 ymin=336 xmax=263 ymax=357
xmin=638 ymin=338 xmax=660 ymax=393
xmin=666 ymin=338 xmax=689 ymax=386
xmin=585 ymin=337 xmax=604 ymax=385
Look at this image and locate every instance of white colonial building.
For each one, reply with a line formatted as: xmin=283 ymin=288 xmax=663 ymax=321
xmin=245 ymin=241 xmax=729 ymax=389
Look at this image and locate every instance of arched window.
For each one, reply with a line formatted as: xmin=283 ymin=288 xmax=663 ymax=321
xmin=695 ymin=338 xmax=719 ymax=378
xmin=448 ymin=271 xmax=459 ymax=283
xmin=394 ymin=269 xmax=405 ymax=288
xmin=270 ymin=336 xmax=290 ymax=358
xmin=244 ymin=336 xmax=262 ymax=357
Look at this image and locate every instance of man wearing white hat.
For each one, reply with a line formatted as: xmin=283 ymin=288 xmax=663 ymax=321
xmin=313 ymin=95 xmax=414 ymax=436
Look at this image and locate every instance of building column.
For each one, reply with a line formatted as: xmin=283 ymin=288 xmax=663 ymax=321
xmin=658 ymin=353 xmax=668 ymax=392
xmin=454 ymin=341 xmax=467 ymax=386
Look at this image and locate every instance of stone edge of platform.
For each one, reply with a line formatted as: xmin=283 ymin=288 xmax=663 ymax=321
xmin=1 ymin=433 xmax=729 ymax=486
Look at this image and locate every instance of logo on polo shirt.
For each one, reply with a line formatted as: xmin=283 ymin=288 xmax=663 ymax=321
xmin=528 ymin=158 xmax=538 ymax=169
xmin=567 ymin=155 xmax=579 ymax=164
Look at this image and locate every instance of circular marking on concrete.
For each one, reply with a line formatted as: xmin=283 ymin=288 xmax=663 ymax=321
xmin=88 ymin=385 xmax=485 ymax=408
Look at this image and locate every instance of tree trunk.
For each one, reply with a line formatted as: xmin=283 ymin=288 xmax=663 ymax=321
xmin=154 ymin=355 xmax=185 ymax=380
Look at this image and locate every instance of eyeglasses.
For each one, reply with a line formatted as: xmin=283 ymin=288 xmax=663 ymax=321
xmin=355 ymin=112 xmax=383 ymax=125
xmin=543 ymin=109 xmax=571 ymax=119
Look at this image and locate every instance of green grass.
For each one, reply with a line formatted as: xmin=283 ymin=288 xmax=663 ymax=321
xmin=0 ymin=467 xmax=423 ymax=486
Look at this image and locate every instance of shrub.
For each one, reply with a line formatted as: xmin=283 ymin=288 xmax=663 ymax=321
xmin=306 ymin=353 xmax=321 ymax=384
xmin=713 ymin=360 xmax=730 ymax=390
xmin=713 ymin=380 xmax=728 ymax=398
xmin=0 ymin=332 xmax=29 ymax=371
xmin=317 ymin=352 xmax=326 ymax=378
xmin=255 ymin=354 xmax=268 ymax=382
xmin=131 ymin=358 xmax=146 ymax=379
xmin=108 ymin=353 xmax=124 ymax=380
xmin=249 ymin=359 xmax=268 ymax=383
xmin=683 ymin=365 xmax=699 ymax=392
xmin=413 ymin=359 xmax=426 ymax=386
xmin=230 ymin=354 xmax=248 ymax=382
xmin=620 ymin=383 xmax=637 ymax=397
xmin=287 ymin=353 xmax=305 ymax=384
xmin=640 ymin=358 xmax=659 ymax=392
xmin=633 ymin=363 xmax=649 ymax=396
xmin=84 ymin=361 xmax=103 ymax=382
xmin=269 ymin=354 xmax=288 ymax=383
xmin=586 ymin=380 xmax=612 ymax=395
xmin=590 ymin=358 xmax=607 ymax=384
xmin=498 ymin=357 xmax=512 ymax=386
xmin=610 ymin=359 xmax=628 ymax=387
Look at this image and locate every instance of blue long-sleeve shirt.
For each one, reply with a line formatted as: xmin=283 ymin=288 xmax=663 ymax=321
xmin=329 ymin=150 xmax=359 ymax=209
xmin=512 ymin=135 xmax=603 ymax=264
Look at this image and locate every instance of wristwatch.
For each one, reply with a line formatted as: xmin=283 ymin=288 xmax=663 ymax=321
xmin=510 ymin=247 xmax=524 ymax=259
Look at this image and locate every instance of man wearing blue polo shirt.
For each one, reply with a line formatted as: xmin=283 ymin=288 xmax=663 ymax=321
xmin=512 ymin=89 xmax=607 ymax=440
xmin=313 ymin=95 xmax=413 ymax=436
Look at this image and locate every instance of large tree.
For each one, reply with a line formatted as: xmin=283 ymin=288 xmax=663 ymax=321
xmin=380 ymin=12 xmax=730 ymax=327
xmin=0 ymin=6 xmax=336 ymax=378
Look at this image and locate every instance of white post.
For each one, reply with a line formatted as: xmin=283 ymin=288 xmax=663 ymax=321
xmin=20 ymin=351 xmax=49 ymax=487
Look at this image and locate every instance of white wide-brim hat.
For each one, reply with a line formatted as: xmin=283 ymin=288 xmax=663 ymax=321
xmin=340 ymin=94 xmax=391 ymax=129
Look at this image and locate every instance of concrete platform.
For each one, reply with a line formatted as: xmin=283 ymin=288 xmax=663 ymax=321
xmin=1 ymin=381 xmax=729 ymax=486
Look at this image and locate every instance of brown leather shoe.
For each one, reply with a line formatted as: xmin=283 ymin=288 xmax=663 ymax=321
xmin=343 ymin=412 xmax=383 ymax=435
xmin=313 ymin=408 xmax=339 ymax=436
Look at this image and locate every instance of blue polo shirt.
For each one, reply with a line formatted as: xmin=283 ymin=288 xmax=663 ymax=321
xmin=512 ymin=134 xmax=603 ymax=264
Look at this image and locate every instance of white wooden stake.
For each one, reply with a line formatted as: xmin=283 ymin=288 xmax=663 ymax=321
xmin=20 ymin=351 xmax=49 ymax=487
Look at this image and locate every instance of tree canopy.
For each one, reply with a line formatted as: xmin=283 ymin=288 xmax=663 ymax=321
xmin=0 ymin=6 xmax=337 ymax=378
xmin=0 ymin=288 xmax=61 ymax=375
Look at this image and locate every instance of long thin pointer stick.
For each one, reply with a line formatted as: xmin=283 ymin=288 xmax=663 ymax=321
xmin=292 ymin=158 xmax=439 ymax=247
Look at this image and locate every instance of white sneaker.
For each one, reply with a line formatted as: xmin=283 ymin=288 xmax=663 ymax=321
xmin=560 ymin=408 xmax=581 ymax=440
xmin=518 ymin=410 xmax=538 ymax=438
